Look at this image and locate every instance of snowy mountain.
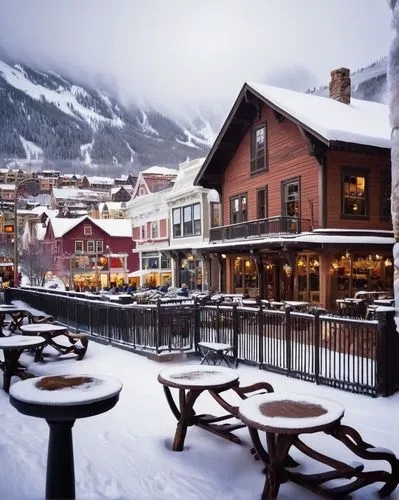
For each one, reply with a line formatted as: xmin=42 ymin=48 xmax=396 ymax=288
xmin=0 ymin=58 xmax=216 ymax=168
xmin=0 ymin=56 xmax=387 ymax=170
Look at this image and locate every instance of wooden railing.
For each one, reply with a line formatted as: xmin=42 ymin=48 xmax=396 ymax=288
xmin=209 ymin=216 xmax=312 ymax=242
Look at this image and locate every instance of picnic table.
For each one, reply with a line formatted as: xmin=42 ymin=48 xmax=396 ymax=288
xmin=0 ymin=335 xmax=46 ymax=391
xmin=9 ymin=374 xmax=123 ymax=499
xmin=239 ymin=392 xmax=399 ymax=499
xmin=20 ymin=324 xmax=88 ymax=361
xmin=0 ymin=305 xmax=29 ymax=335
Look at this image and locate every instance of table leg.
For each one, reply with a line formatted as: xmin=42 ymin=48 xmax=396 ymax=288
xmin=247 ymin=427 xmax=295 ymax=500
xmin=2 ymin=349 xmax=27 ymax=392
xmin=46 ymin=419 xmax=76 ymax=500
xmin=172 ymin=388 xmax=201 ymax=451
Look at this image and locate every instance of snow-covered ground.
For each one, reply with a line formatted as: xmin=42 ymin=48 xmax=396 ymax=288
xmin=1 ymin=302 xmax=399 ymax=499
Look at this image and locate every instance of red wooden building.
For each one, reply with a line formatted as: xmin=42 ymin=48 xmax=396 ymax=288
xmin=43 ymin=216 xmax=137 ymax=289
xmin=194 ymin=68 xmax=393 ymax=310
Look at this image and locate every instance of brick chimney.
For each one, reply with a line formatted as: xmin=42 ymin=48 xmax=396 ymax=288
xmin=329 ymin=68 xmax=351 ymax=104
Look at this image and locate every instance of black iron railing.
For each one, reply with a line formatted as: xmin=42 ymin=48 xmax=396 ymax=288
xmin=209 ymin=216 xmax=312 ymax=242
xmin=8 ymin=287 xmax=399 ymax=397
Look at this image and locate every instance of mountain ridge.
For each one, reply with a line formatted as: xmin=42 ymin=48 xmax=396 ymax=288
xmin=0 ymin=56 xmax=388 ymax=173
xmin=0 ymin=58 xmax=214 ymax=169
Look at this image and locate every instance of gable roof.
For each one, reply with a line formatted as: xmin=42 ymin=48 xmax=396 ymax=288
xmin=194 ymin=82 xmax=390 ymax=189
xmin=248 ymin=82 xmax=389 ymax=148
xmin=47 ymin=216 xmax=132 ymax=238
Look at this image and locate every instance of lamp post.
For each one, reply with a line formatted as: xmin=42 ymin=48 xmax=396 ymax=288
xmin=13 ymin=178 xmax=41 ymax=287
xmin=106 ymin=244 xmax=111 ymax=287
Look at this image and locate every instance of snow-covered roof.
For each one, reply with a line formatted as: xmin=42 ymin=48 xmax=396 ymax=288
xmin=168 ymin=158 xmax=205 ymax=197
xmin=247 ymin=82 xmax=390 ymax=148
xmin=48 ymin=216 xmax=132 ymax=238
xmin=52 ymin=187 xmax=101 ymax=200
xmin=196 ymin=229 xmax=394 ymax=251
xmin=141 ymin=166 xmax=178 ymax=176
xmin=0 ymin=183 xmax=15 ymax=190
xmin=86 ymin=176 xmax=114 ymax=185
xmin=29 ymin=206 xmax=59 ymax=218
xmin=92 ymin=218 xmax=131 ymax=237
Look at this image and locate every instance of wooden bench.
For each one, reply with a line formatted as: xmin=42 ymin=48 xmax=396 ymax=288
xmin=9 ymin=311 xmax=54 ymax=332
xmin=63 ymin=331 xmax=89 ymax=361
xmin=198 ymin=341 xmax=237 ymax=368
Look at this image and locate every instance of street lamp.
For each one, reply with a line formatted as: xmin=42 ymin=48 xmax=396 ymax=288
xmin=13 ymin=178 xmax=41 ymax=287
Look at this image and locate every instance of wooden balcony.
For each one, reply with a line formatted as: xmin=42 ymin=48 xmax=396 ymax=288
xmin=209 ymin=216 xmax=312 ymax=242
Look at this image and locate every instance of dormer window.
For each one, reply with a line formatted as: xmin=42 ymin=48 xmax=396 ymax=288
xmin=250 ymin=124 xmax=267 ymax=173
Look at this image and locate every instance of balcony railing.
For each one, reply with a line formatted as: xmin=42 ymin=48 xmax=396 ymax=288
xmin=209 ymin=216 xmax=312 ymax=242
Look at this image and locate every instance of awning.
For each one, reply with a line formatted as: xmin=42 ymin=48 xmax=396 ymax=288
xmin=128 ymin=270 xmax=151 ymax=278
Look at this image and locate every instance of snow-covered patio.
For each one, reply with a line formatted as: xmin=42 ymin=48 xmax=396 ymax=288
xmin=1 ymin=333 xmax=399 ymax=500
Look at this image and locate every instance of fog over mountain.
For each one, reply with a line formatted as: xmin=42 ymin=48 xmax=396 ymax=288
xmin=0 ymin=53 xmax=388 ymax=173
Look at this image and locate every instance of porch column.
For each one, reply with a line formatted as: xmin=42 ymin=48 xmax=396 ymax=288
xmin=225 ymin=255 xmax=232 ymax=293
xmin=319 ymin=254 xmax=333 ymax=311
xmin=252 ymin=250 xmax=265 ymax=298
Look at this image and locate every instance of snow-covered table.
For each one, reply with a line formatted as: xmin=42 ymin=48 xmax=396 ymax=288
xmin=197 ymin=341 xmax=237 ymax=368
xmin=159 ymin=365 xmax=241 ymax=451
xmin=239 ymin=392 xmax=399 ymax=499
xmin=9 ymin=374 xmax=123 ymax=500
xmin=0 ymin=335 xmax=46 ymax=392
xmin=20 ymin=323 xmax=89 ymax=361
xmin=0 ymin=305 xmax=29 ymax=335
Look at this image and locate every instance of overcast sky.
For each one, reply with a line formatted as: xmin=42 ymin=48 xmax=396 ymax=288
xmin=0 ymin=0 xmax=392 ymax=112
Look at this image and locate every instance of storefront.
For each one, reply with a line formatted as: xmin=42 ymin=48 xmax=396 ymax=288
xmin=137 ymin=251 xmax=172 ymax=288
xmin=71 ymin=253 xmax=128 ymax=289
xmin=0 ymin=261 xmax=14 ymax=288
xmin=330 ymin=252 xmax=393 ymax=300
xmin=179 ymin=255 xmax=203 ymax=291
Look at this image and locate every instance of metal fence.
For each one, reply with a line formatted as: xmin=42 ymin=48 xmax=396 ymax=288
xmin=8 ymin=287 xmax=399 ymax=397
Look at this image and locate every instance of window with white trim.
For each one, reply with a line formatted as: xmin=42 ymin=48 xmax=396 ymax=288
xmin=75 ymin=240 xmax=83 ymax=254
xmin=83 ymin=225 xmax=92 ymax=236
xmin=87 ymin=240 xmax=95 ymax=253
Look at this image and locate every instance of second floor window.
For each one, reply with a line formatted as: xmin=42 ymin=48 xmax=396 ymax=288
xmin=282 ymin=179 xmax=300 ymax=217
xmin=75 ymin=240 xmax=83 ymax=253
xmin=173 ymin=203 xmax=201 ymax=237
xmin=151 ymin=221 xmax=159 ymax=239
xmin=251 ymin=124 xmax=267 ymax=173
xmin=230 ymin=194 xmax=247 ymax=224
xmin=342 ymin=168 xmax=368 ymax=217
xmin=83 ymin=225 xmax=92 ymax=236
xmin=257 ymin=187 xmax=268 ymax=219
xmin=87 ymin=240 xmax=95 ymax=253
xmin=210 ymin=202 xmax=221 ymax=227
xmin=172 ymin=208 xmax=181 ymax=237
xmin=140 ymin=225 xmax=146 ymax=239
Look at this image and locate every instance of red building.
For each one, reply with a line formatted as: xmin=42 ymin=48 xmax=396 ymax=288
xmin=194 ymin=68 xmax=393 ymax=310
xmin=43 ymin=216 xmax=137 ymax=289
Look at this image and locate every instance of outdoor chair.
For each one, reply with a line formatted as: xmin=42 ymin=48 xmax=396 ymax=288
xmin=198 ymin=341 xmax=238 ymax=368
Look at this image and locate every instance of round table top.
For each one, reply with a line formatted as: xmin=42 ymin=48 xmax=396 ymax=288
xmin=239 ymin=392 xmax=344 ymax=435
xmin=20 ymin=324 xmax=67 ymax=334
xmin=0 ymin=335 xmax=46 ymax=350
xmin=10 ymin=374 xmax=123 ymax=406
xmin=158 ymin=364 xmax=239 ymax=390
